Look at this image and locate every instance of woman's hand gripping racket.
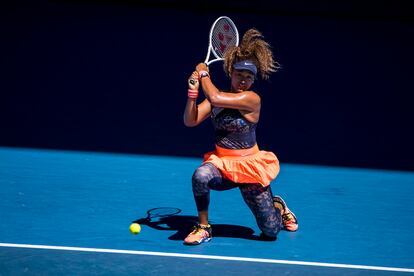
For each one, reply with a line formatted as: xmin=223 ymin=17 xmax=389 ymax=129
xmin=204 ymin=16 xmax=239 ymax=65
xmin=188 ymin=71 xmax=199 ymax=90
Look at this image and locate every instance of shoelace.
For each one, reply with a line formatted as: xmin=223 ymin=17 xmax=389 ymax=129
xmin=282 ymin=212 xmax=296 ymax=225
xmin=191 ymin=226 xmax=210 ymax=237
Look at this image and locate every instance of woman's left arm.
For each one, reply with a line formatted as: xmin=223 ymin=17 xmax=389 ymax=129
xmin=196 ymin=63 xmax=260 ymax=112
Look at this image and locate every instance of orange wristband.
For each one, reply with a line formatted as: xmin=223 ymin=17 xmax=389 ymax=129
xmin=188 ymin=89 xmax=199 ymax=99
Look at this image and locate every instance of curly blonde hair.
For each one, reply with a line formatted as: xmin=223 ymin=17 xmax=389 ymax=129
xmin=223 ymin=28 xmax=279 ymax=80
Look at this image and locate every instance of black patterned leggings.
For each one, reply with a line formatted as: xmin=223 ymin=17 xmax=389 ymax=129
xmin=192 ymin=162 xmax=282 ymax=238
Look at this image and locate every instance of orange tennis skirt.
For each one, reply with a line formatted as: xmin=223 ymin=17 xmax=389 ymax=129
xmin=202 ymin=144 xmax=280 ymax=187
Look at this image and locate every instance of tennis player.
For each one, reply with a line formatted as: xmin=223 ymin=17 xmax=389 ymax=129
xmin=183 ymin=29 xmax=298 ymax=245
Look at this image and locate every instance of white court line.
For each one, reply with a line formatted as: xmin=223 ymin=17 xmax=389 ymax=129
xmin=0 ymin=243 xmax=413 ymax=273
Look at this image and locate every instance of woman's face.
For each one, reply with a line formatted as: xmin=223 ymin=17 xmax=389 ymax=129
xmin=231 ymin=69 xmax=255 ymax=92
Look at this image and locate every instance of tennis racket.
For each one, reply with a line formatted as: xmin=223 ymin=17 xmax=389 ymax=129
xmin=204 ymin=16 xmax=239 ymax=65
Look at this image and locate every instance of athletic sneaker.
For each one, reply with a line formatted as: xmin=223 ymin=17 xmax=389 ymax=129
xmin=183 ymin=224 xmax=212 ymax=245
xmin=273 ymin=195 xmax=299 ymax=232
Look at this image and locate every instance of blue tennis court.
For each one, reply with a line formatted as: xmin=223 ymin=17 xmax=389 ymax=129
xmin=1 ymin=147 xmax=413 ymax=275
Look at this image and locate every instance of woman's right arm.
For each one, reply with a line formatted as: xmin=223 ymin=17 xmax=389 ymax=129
xmin=183 ymin=71 xmax=211 ymax=127
xmin=183 ymin=98 xmax=211 ymax=127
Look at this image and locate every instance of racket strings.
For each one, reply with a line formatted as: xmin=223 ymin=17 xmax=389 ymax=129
xmin=211 ymin=18 xmax=238 ymax=57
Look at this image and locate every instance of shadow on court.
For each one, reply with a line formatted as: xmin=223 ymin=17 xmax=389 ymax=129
xmin=133 ymin=208 xmax=275 ymax=242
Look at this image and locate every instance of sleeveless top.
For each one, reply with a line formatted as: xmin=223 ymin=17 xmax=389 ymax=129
xmin=211 ymin=107 xmax=257 ymax=149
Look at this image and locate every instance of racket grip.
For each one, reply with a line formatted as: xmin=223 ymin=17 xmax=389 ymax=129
xmin=189 ymin=79 xmax=196 ymax=85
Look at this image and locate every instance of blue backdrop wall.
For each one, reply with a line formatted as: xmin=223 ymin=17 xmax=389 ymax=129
xmin=1 ymin=1 xmax=413 ymax=170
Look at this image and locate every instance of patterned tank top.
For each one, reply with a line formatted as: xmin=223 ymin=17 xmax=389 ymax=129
xmin=211 ymin=107 xmax=257 ymax=149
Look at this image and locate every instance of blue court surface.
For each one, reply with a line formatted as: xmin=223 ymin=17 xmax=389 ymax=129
xmin=0 ymin=147 xmax=413 ymax=275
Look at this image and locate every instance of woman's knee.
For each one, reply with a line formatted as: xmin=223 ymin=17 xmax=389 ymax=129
xmin=260 ymin=223 xmax=280 ymax=239
xmin=192 ymin=164 xmax=217 ymax=196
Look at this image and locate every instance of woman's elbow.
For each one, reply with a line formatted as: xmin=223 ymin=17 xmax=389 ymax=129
xmin=183 ymin=118 xmax=197 ymax=127
xmin=208 ymin=95 xmax=220 ymax=106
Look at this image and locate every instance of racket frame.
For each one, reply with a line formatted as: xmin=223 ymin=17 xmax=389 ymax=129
xmin=204 ymin=16 xmax=239 ymax=65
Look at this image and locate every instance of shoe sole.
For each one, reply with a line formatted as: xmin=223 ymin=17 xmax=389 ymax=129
xmin=183 ymin=237 xmax=212 ymax=245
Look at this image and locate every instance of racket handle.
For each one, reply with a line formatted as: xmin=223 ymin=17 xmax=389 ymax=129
xmin=189 ymin=79 xmax=196 ymax=85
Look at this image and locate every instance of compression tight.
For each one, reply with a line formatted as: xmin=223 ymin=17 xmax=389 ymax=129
xmin=192 ymin=162 xmax=282 ymax=238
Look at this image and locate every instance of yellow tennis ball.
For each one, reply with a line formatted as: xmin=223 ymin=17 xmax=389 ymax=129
xmin=129 ymin=223 xmax=141 ymax=235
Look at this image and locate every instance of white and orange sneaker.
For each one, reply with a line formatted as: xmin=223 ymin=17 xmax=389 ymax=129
xmin=183 ymin=224 xmax=212 ymax=245
xmin=273 ymin=195 xmax=299 ymax=232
